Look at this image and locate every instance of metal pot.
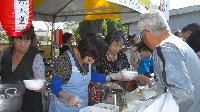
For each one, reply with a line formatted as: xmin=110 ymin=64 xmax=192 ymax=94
xmin=0 ymin=84 xmax=25 ymax=112
xmin=102 ymin=89 xmax=126 ymax=106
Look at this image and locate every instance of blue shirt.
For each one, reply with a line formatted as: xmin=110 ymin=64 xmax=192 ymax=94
xmin=91 ymin=71 xmax=107 ymax=83
xmin=137 ymin=55 xmax=153 ymax=74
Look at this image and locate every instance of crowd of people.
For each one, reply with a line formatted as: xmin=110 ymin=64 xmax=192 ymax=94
xmin=0 ymin=9 xmax=200 ymax=112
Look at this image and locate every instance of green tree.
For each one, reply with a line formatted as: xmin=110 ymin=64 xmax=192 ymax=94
xmin=78 ymin=20 xmax=103 ymax=38
xmin=102 ymin=19 xmax=107 ymax=37
xmin=105 ymin=19 xmax=128 ymax=34
xmin=63 ymin=19 xmax=128 ymax=39
xmin=63 ymin=21 xmax=79 ymax=34
xmin=63 ymin=21 xmax=80 ymax=42
xmin=0 ymin=31 xmax=9 ymax=43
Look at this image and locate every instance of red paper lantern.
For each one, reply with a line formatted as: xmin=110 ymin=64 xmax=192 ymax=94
xmin=0 ymin=0 xmax=33 ymax=36
xmin=54 ymin=29 xmax=63 ymax=47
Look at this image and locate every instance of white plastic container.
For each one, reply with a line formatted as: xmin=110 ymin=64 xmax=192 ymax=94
xmin=23 ymin=79 xmax=45 ymax=90
xmin=122 ymin=70 xmax=138 ymax=80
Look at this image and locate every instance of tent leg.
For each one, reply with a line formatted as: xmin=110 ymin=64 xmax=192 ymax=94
xmin=51 ymin=16 xmax=55 ymax=61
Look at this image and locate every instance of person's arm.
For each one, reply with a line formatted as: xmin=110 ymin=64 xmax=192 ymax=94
xmin=0 ymin=50 xmax=3 ymax=76
xmin=32 ymin=54 xmax=45 ymax=79
xmin=160 ymin=43 xmax=194 ymax=111
xmin=91 ymin=70 xmax=124 ymax=82
xmin=50 ymin=75 xmax=63 ymax=96
xmin=51 ymin=53 xmax=71 ymax=96
xmin=91 ymin=71 xmax=107 ymax=83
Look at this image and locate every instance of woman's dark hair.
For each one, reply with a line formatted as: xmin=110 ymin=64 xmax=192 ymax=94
xmin=19 ymin=25 xmax=35 ymax=41
xmin=174 ymin=30 xmax=181 ymax=36
xmin=105 ymin=29 xmax=125 ymax=45
xmin=182 ymin=23 xmax=200 ymax=33
xmin=127 ymin=34 xmax=137 ymax=41
xmin=77 ymin=33 xmax=107 ymax=61
xmin=187 ymin=31 xmax=200 ymax=53
xmin=127 ymin=34 xmax=138 ymax=45
xmin=62 ymin=32 xmax=72 ymax=44
xmin=10 ymin=25 xmax=36 ymax=45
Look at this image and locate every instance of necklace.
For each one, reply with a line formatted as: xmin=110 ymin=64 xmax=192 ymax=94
xmin=106 ymin=51 xmax=117 ymax=62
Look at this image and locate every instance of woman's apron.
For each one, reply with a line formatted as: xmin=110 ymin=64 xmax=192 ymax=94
xmin=49 ymin=51 xmax=91 ymax=112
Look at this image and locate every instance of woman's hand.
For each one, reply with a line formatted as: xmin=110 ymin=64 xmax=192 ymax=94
xmin=107 ymin=72 xmax=124 ymax=81
xmin=33 ymin=76 xmax=46 ymax=92
xmin=59 ymin=91 xmax=82 ymax=107
xmin=134 ymin=75 xmax=151 ymax=86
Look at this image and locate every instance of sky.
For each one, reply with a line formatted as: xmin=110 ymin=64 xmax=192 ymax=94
xmin=33 ymin=0 xmax=200 ymax=30
xmin=169 ymin=0 xmax=200 ymax=9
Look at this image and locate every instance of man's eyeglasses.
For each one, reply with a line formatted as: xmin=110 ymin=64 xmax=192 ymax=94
xmin=140 ymin=30 xmax=150 ymax=37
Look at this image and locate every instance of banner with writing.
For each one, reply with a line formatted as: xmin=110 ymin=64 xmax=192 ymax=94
xmin=160 ymin=0 xmax=170 ymax=20
xmin=106 ymin=0 xmax=150 ymax=14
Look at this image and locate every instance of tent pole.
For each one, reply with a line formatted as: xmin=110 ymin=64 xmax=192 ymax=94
xmin=51 ymin=16 xmax=55 ymax=61
xmin=55 ymin=0 xmax=74 ymax=16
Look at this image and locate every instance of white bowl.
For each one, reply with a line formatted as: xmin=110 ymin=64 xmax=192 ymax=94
xmin=122 ymin=70 xmax=138 ymax=80
xmin=23 ymin=79 xmax=45 ymax=90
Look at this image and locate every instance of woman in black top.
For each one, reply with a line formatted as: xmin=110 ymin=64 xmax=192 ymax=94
xmin=89 ymin=29 xmax=130 ymax=105
xmin=0 ymin=25 xmax=45 ymax=112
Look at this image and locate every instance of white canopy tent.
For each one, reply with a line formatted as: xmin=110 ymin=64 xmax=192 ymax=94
xmin=33 ymin=0 xmax=143 ymax=22
xmin=33 ymin=0 xmax=149 ymax=59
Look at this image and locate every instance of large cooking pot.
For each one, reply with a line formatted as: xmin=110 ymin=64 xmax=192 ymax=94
xmin=0 ymin=84 xmax=25 ymax=112
xmin=102 ymin=89 xmax=126 ymax=106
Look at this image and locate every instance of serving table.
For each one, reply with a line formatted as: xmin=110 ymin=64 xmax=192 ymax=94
xmin=80 ymin=87 xmax=157 ymax=112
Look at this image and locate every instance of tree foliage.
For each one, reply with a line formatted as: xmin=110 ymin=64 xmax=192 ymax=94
xmin=63 ymin=19 xmax=128 ymax=39
xmin=105 ymin=19 xmax=128 ymax=35
xmin=63 ymin=21 xmax=79 ymax=35
xmin=0 ymin=31 xmax=9 ymax=43
xmin=78 ymin=20 xmax=103 ymax=38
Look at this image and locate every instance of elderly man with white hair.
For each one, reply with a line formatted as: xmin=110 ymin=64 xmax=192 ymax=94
xmin=137 ymin=10 xmax=200 ymax=112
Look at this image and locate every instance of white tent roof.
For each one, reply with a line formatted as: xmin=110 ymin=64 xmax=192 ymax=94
xmin=33 ymin=0 xmax=139 ymax=22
